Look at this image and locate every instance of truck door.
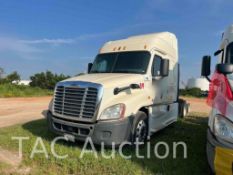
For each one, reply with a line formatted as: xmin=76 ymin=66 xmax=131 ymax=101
xmin=152 ymin=55 xmax=169 ymax=103
xmin=149 ymin=55 xmax=179 ymax=134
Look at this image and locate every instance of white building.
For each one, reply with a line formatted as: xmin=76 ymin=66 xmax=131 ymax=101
xmin=12 ymin=80 xmax=31 ymax=86
xmin=187 ymin=77 xmax=209 ymax=91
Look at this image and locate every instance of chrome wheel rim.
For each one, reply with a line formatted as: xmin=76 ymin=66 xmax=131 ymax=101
xmin=135 ymin=120 xmax=147 ymax=142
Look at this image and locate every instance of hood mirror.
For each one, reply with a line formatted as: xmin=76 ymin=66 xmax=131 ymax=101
xmin=214 ymin=49 xmax=223 ymax=56
xmin=88 ymin=63 xmax=93 ymax=73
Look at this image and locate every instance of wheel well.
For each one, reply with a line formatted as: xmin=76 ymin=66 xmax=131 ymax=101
xmin=139 ymin=107 xmax=149 ymax=117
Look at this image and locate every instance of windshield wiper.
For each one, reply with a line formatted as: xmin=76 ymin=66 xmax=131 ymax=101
xmin=114 ymin=84 xmax=140 ymax=95
xmin=113 ymin=70 xmax=131 ymax=73
xmin=90 ymin=71 xmax=109 ymax=73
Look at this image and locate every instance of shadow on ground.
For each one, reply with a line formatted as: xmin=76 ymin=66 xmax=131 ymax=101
xmin=22 ymin=113 xmax=210 ymax=174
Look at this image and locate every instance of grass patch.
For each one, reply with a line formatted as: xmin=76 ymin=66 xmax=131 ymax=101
xmin=0 ymin=113 xmax=210 ymax=174
xmin=0 ymin=162 xmax=11 ymax=172
xmin=0 ymin=84 xmax=53 ymax=97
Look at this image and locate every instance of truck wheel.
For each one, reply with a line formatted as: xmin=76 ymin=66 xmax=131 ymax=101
xmin=179 ymin=99 xmax=189 ymax=118
xmin=132 ymin=111 xmax=148 ymax=143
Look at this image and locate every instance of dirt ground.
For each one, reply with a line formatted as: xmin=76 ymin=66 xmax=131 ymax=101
xmin=0 ymin=96 xmax=210 ymax=128
xmin=0 ymin=97 xmax=52 ymax=128
xmin=0 ymin=96 xmax=210 ymax=173
xmin=182 ymin=97 xmax=211 ymax=114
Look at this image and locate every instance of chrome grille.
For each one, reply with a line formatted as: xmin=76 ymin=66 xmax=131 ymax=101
xmin=53 ymin=82 xmax=101 ymax=121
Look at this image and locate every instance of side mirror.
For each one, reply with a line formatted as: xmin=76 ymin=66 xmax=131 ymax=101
xmin=201 ymin=55 xmax=211 ymax=77
xmin=152 ymin=59 xmax=169 ymax=77
xmin=216 ymin=64 xmax=233 ymax=74
xmin=88 ymin=63 xmax=93 ymax=73
xmin=160 ymin=59 xmax=169 ymax=77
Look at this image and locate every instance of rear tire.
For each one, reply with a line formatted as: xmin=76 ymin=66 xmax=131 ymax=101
xmin=179 ymin=99 xmax=189 ymax=118
xmin=131 ymin=111 xmax=148 ymax=143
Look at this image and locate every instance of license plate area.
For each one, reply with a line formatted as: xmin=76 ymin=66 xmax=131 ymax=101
xmin=64 ymin=134 xmax=75 ymax=142
xmin=52 ymin=119 xmax=92 ymax=137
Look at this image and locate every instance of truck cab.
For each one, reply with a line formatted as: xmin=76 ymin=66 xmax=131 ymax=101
xmin=47 ymin=32 xmax=185 ymax=145
xmin=202 ymin=25 xmax=233 ymax=174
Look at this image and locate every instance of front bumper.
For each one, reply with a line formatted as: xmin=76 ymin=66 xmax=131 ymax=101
xmin=47 ymin=111 xmax=133 ymax=145
xmin=207 ymin=128 xmax=233 ymax=175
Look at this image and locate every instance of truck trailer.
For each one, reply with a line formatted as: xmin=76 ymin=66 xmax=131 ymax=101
xmin=47 ymin=32 xmax=188 ymax=145
xmin=202 ymin=25 xmax=233 ymax=174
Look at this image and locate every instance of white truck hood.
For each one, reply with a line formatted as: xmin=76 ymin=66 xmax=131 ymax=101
xmin=58 ymin=73 xmax=150 ymax=119
xmin=63 ymin=73 xmax=145 ymax=88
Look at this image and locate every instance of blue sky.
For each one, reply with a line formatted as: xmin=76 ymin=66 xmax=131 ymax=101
xmin=0 ymin=0 xmax=233 ymax=83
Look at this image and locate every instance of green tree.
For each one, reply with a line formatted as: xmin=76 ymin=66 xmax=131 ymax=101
xmin=179 ymin=88 xmax=202 ymax=97
xmin=30 ymin=71 xmax=70 ymax=89
xmin=0 ymin=67 xmax=4 ymax=79
xmin=0 ymin=71 xmax=20 ymax=84
xmin=6 ymin=71 xmax=21 ymax=83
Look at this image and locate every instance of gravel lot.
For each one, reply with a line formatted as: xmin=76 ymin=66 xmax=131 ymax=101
xmin=0 ymin=97 xmax=210 ymax=174
xmin=0 ymin=97 xmax=51 ymax=128
xmin=0 ymin=96 xmax=210 ymax=128
xmin=182 ymin=97 xmax=210 ymax=114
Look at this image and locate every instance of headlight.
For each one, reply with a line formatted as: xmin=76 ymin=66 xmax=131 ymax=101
xmin=214 ymin=115 xmax=233 ymax=143
xmin=99 ymin=104 xmax=125 ymax=120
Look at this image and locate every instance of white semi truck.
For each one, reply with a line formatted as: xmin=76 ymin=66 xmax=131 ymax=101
xmin=47 ymin=32 xmax=188 ymax=145
xmin=201 ymin=25 xmax=233 ymax=174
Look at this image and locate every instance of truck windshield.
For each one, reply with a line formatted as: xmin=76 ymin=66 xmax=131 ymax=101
xmin=227 ymin=42 xmax=233 ymax=63
xmin=90 ymin=51 xmax=150 ymax=74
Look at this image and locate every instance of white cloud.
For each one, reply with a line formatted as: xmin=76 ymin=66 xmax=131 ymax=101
xmin=74 ymin=22 xmax=154 ymax=41
xmin=19 ymin=38 xmax=75 ymax=45
xmin=0 ymin=22 xmax=153 ymax=60
xmin=75 ymin=30 xmax=120 ymax=41
xmin=17 ymin=32 xmax=117 ymax=46
xmin=0 ymin=33 xmax=112 ymax=59
xmin=0 ymin=37 xmax=40 ymax=53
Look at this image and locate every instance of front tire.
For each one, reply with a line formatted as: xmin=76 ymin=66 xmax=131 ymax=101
xmin=132 ymin=111 xmax=148 ymax=143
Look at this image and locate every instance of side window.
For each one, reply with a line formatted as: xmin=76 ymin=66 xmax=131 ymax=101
xmin=226 ymin=42 xmax=233 ymax=63
xmin=152 ymin=55 xmax=162 ymax=76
